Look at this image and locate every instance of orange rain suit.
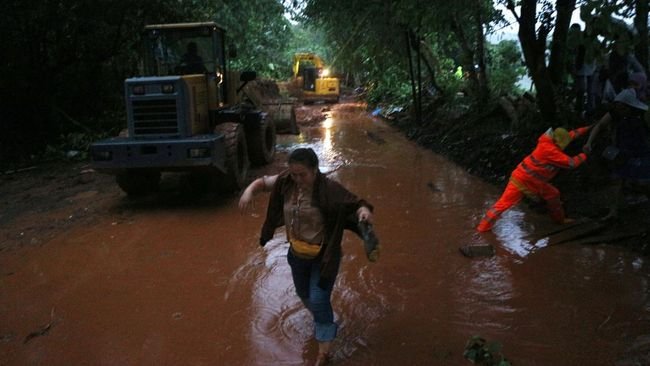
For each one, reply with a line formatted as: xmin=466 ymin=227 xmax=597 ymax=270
xmin=477 ymin=127 xmax=590 ymax=232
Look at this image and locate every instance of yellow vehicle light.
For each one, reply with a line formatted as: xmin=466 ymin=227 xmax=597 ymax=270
xmin=188 ymin=148 xmax=210 ymax=158
xmin=320 ymin=68 xmax=330 ymax=77
xmin=93 ymin=151 xmax=112 ymax=161
xmin=162 ymin=84 xmax=175 ymax=93
xmin=132 ymin=85 xmax=145 ymax=95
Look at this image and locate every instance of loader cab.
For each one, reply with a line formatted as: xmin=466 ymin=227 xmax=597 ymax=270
xmin=143 ymin=22 xmax=226 ymax=78
xmin=140 ymin=22 xmax=230 ymax=108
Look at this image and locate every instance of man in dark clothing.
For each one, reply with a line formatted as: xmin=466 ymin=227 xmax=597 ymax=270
xmin=180 ymin=42 xmax=207 ymax=74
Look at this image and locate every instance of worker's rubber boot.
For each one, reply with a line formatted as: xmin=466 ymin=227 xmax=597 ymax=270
xmin=546 ymin=198 xmax=566 ymax=224
xmin=476 ymin=219 xmax=493 ymax=232
xmin=477 ymin=209 xmax=500 ymax=232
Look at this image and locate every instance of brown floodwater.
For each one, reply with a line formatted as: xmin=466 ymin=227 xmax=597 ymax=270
xmin=1 ymin=101 xmax=649 ymax=365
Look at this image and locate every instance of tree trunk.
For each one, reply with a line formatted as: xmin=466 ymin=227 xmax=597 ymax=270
xmin=418 ymin=40 xmax=445 ymax=96
xmin=547 ymin=0 xmax=577 ymax=85
xmin=517 ymin=0 xmax=557 ymax=121
xmin=474 ymin=3 xmax=489 ymax=104
xmin=450 ymin=17 xmax=479 ymax=98
xmin=405 ymin=30 xmax=422 ymax=125
xmin=634 ymin=0 xmax=649 ymax=70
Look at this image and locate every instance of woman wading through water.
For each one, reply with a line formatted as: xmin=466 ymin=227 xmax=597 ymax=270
xmin=239 ymin=148 xmax=374 ymax=365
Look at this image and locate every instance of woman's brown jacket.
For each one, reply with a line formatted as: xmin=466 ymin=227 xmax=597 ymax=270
xmin=260 ymin=170 xmax=373 ymax=287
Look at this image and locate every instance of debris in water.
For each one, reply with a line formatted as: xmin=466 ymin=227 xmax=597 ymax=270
xmin=24 ymin=308 xmax=58 ymax=344
xmin=427 ymin=181 xmax=441 ymax=192
xmin=463 ymin=335 xmax=511 ymax=365
xmin=459 ymin=244 xmax=495 ymax=258
xmin=365 ymin=130 xmax=386 ymax=145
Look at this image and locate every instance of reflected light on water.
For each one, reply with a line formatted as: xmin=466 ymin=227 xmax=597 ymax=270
xmin=494 ymin=211 xmax=537 ymax=258
xmin=322 ymin=116 xmax=334 ymax=129
xmin=243 ymin=234 xmax=310 ymax=365
xmin=277 ymin=116 xmax=344 ymax=175
xmin=322 ymin=117 xmax=334 ymax=161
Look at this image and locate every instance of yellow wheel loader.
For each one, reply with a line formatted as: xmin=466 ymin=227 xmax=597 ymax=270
xmin=90 ymin=22 xmax=296 ymax=196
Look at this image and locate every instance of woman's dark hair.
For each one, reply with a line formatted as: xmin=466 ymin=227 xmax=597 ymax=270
xmin=288 ymin=148 xmax=319 ymax=169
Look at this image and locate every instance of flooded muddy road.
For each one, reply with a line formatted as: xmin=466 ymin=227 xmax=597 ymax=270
xmin=2 ymin=100 xmax=650 ymax=365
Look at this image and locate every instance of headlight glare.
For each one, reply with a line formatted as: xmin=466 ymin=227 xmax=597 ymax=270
xmin=93 ymin=151 xmax=112 ymax=161
xmin=188 ymin=148 xmax=210 ymax=158
xmin=132 ymin=85 xmax=145 ymax=95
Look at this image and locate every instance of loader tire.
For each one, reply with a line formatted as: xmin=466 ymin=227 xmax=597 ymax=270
xmin=214 ymin=122 xmax=249 ymax=192
xmin=247 ymin=116 xmax=276 ymax=166
xmin=116 ymin=170 xmax=160 ymax=196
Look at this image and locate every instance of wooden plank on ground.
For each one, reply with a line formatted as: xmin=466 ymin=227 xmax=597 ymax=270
xmin=459 ymin=244 xmax=495 ymax=258
xmin=571 ymin=231 xmax=645 ymax=245
xmin=531 ymin=218 xmax=592 ymax=242
xmin=547 ymin=221 xmax=607 ymax=246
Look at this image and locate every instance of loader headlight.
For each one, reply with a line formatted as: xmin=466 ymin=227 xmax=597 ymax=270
xmin=132 ymin=85 xmax=145 ymax=95
xmin=188 ymin=148 xmax=210 ymax=158
xmin=320 ymin=68 xmax=330 ymax=77
xmin=162 ymin=84 xmax=175 ymax=93
xmin=92 ymin=151 xmax=112 ymax=161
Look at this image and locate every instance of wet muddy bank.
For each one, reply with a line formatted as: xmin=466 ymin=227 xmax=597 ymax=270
xmin=380 ymin=101 xmax=650 ymax=256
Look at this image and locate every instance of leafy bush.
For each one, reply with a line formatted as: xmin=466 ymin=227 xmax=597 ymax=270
xmin=365 ymin=65 xmax=413 ymax=106
xmin=486 ymin=40 xmax=527 ymax=96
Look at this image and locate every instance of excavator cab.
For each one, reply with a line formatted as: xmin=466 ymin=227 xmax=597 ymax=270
xmin=292 ymin=52 xmax=340 ymax=103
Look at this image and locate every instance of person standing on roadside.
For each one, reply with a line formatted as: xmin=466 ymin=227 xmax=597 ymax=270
xmin=238 ymin=147 xmax=374 ymax=365
xmin=583 ymin=88 xmax=650 ymax=220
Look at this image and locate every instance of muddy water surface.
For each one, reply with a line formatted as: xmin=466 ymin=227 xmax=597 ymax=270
xmin=1 ymin=101 xmax=649 ymax=365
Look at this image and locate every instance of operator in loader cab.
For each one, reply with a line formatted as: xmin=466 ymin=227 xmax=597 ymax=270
xmin=180 ymin=41 xmax=207 ymax=74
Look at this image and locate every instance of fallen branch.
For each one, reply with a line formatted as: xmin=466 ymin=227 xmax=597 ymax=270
xmin=52 ymin=105 xmax=93 ymax=133
xmin=2 ymin=166 xmax=37 ymax=175
xmin=573 ymin=231 xmax=645 ymax=245
xmin=24 ymin=308 xmax=58 ymax=344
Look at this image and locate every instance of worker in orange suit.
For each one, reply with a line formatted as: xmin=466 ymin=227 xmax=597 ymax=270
xmin=477 ymin=126 xmax=592 ymax=232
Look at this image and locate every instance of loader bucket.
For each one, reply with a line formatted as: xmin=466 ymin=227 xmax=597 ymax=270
xmin=242 ymin=80 xmax=299 ymax=135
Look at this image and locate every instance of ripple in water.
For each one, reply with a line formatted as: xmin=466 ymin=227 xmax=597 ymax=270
xmin=230 ymin=236 xmax=312 ymax=364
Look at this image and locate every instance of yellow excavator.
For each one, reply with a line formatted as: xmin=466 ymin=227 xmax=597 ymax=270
xmin=291 ymin=52 xmax=340 ymax=103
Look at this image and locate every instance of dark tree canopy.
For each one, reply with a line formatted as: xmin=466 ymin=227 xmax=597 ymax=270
xmin=1 ymin=0 xmax=646 ymax=169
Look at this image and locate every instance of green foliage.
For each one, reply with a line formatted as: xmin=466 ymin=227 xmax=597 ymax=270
xmin=463 ymin=335 xmax=512 ymax=366
xmin=215 ymin=0 xmax=294 ymax=79
xmin=0 ymin=0 xmax=293 ymax=169
xmin=486 ymin=40 xmax=527 ymax=96
xmin=365 ymin=65 xmax=413 ymax=106
xmin=297 ymin=0 xmax=506 ymax=105
xmin=0 ymin=0 xmax=215 ymax=168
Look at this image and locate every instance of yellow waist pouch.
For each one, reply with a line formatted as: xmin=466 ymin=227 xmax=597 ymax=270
xmin=290 ymin=238 xmax=322 ymax=259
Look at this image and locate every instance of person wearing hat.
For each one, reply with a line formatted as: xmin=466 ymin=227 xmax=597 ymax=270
xmin=583 ymin=88 xmax=649 ymax=220
xmin=477 ymin=125 xmax=592 ymax=232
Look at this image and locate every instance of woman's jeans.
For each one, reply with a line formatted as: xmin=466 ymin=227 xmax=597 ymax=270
xmin=287 ymin=249 xmax=341 ymax=342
